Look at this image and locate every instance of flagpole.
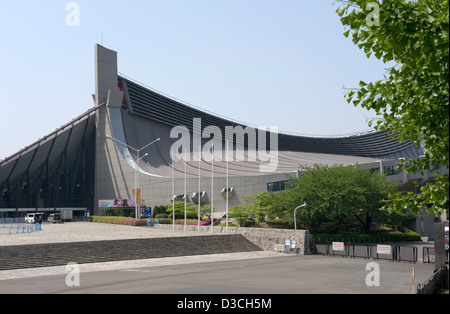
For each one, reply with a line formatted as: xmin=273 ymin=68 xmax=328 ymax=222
xmin=198 ymin=145 xmax=201 ymax=232
xmin=184 ymin=148 xmax=187 ymax=232
xmin=226 ymin=140 xmax=229 ymax=234
xmin=211 ymin=143 xmax=214 ymax=233
xmin=171 ymin=149 xmax=175 ymax=231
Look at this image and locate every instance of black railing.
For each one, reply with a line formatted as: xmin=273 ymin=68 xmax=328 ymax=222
xmin=422 ymin=247 xmax=435 ymax=264
xmin=417 ymin=267 xmax=449 ymax=294
xmin=316 ymin=242 xmax=418 ymax=263
xmin=422 ymin=247 xmax=450 ymax=265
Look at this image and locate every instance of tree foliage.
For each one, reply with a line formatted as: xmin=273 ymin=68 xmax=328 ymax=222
xmin=229 ymin=195 xmax=270 ymax=226
xmin=335 ymin=0 xmax=449 ymax=216
xmin=231 ymin=164 xmax=399 ymax=234
xmin=287 ymin=165 xmax=398 ymax=233
xmin=165 ymin=201 xmax=207 ymax=219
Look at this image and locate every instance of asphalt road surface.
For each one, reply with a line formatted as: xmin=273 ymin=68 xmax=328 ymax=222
xmin=0 ymin=253 xmax=434 ymax=294
xmin=0 ymin=222 xmax=436 ymax=295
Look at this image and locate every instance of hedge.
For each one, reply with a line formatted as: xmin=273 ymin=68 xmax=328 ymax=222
xmin=92 ymin=216 xmax=147 ymax=226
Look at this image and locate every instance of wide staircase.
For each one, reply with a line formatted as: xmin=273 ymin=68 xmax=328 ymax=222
xmin=0 ymin=234 xmax=262 ymax=271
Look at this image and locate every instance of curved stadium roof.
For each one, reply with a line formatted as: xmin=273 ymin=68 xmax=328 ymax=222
xmin=119 ymin=75 xmax=422 ymax=160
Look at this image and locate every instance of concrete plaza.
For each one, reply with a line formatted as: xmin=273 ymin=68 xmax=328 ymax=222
xmin=0 ymin=222 xmax=436 ymax=294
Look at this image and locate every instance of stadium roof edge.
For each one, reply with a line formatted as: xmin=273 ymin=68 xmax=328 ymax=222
xmin=0 ymin=103 xmax=106 ymax=166
xmin=117 ymin=72 xmax=376 ymax=139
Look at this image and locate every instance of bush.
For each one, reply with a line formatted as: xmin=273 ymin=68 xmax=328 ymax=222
xmin=104 ymin=207 xmax=135 ymax=218
xmin=165 ymin=201 xmax=212 ymax=220
xmin=157 ymin=218 xmax=173 ymax=224
xmin=153 ymin=205 xmax=168 ymax=217
xmin=105 ymin=208 xmax=121 ymax=216
xmin=218 ymin=222 xmax=238 ymax=227
xmin=92 ymin=216 xmax=147 ymax=226
xmin=266 ymin=219 xmax=294 ymax=229
xmin=168 ymin=209 xmax=199 ymax=220
xmin=312 ymin=227 xmax=422 ymax=243
xmin=175 ymin=219 xmax=199 ymax=225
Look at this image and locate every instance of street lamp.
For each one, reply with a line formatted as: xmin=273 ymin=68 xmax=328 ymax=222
xmin=106 ymin=135 xmax=160 ymax=220
xmin=294 ymin=202 xmax=307 ymax=230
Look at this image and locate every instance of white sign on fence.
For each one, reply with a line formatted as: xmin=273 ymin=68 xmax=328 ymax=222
xmin=377 ymin=244 xmax=391 ymax=255
xmin=332 ymin=242 xmax=345 ymax=251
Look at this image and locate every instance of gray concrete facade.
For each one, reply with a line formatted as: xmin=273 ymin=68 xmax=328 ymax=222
xmin=91 ymin=44 xmax=447 ymax=240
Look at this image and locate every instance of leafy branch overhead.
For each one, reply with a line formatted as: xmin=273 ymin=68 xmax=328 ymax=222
xmin=335 ymin=0 xmax=449 ymax=216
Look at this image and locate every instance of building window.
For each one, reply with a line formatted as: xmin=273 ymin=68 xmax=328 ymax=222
xmin=384 ymin=165 xmax=400 ymax=176
xmin=267 ymin=180 xmax=292 ymax=192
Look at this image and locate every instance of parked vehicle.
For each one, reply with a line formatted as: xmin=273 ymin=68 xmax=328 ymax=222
xmin=48 ymin=213 xmax=64 ymax=224
xmin=61 ymin=209 xmax=73 ymax=222
xmin=25 ymin=213 xmax=44 ymax=224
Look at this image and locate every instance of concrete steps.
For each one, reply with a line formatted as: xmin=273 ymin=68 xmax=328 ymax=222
xmin=0 ymin=234 xmax=262 ymax=271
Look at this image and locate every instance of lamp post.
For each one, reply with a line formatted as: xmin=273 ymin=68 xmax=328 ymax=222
xmin=106 ymin=135 xmax=160 ymax=220
xmin=294 ymin=202 xmax=307 ymax=230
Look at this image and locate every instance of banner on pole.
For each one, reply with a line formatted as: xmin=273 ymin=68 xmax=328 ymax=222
xmin=132 ymin=188 xmax=142 ymax=205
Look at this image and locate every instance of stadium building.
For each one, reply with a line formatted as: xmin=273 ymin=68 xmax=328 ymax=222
xmin=0 ymin=45 xmax=445 ymax=237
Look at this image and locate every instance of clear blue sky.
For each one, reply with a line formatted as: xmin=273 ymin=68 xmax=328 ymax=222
xmin=0 ymin=0 xmax=388 ymax=160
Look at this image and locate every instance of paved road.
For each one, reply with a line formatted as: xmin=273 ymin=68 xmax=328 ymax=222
xmin=0 ymin=222 xmax=436 ymax=294
xmin=0 ymin=254 xmax=435 ymax=294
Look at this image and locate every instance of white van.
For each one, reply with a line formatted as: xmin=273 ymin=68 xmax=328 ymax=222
xmin=25 ymin=213 xmax=44 ymax=223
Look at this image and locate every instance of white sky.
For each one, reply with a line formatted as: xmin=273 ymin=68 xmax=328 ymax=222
xmin=0 ymin=0 xmax=390 ymax=160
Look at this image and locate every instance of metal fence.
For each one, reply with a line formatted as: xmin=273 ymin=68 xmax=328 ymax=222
xmin=0 ymin=219 xmax=42 ymax=235
xmin=316 ymin=242 xmax=418 ymax=263
xmin=423 ymin=247 xmax=450 ymax=265
xmin=417 ymin=267 xmax=449 ymax=294
xmin=422 ymin=247 xmax=435 ymax=264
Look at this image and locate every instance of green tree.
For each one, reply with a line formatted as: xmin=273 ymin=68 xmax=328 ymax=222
xmin=229 ymin=195 xmax=270 ymax=226
xmin=167 ymin=201 xmax=200 ymax=219
xmin=335 ymin=0 xmax=449 ymax=216
xmin=287 ymin=164 xmax=398 ymax=234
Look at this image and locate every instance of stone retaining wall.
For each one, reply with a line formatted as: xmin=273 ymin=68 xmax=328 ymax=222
xmin=153 ymin=224 xmax=317 ymax=255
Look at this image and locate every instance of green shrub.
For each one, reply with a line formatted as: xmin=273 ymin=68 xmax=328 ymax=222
xmin=92 ymin=216 xmax=147 ymax=226
xmin=266 ymin=219 xmax=294 ymax=229
xmin=157 ymin=218 xmax=173 ymax=224
xmin=312 ymin=227 xmax=422 ymax=243
xmin=218 ymin=222 xmax=238 ymax=227
xmin=104 ymin=207 xmax=135 ymax=217
xmin=153 ymin=205 xmax=168 ymax=217
xmin=168 ymin=209 xmax=199 ymax=220
xmin=105 ymin=208 xmax=121 ymax=216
